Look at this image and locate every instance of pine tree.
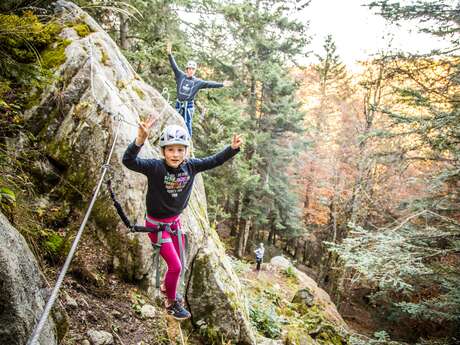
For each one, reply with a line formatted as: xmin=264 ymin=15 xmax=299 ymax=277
xmin=329 ymin=0 xmax=460 ymax=337
xmin=191 ymin=0 xmax=309 ymax=256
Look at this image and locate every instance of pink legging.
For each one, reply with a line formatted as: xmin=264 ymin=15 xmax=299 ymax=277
xmin=146 ymin=215 xmax=185 ymax=301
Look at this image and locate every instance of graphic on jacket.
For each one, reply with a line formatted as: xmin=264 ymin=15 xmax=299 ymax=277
xmin=164 ymin=172 xmax=191 ymax=197
xmin=179 ymin=79 xmax=195 ymax=98
xmin=122 ymin=141 xmax=239 ymax=218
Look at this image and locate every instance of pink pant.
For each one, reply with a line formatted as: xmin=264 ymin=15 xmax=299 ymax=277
xmin=146 ymin=215 xmax=185 ymax=301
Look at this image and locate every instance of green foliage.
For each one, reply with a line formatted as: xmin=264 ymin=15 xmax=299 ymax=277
xmin=283 ymin=265 xmax=299 ymax=282
xmin=41 ymin=229 xmax=65 ymax=260
xmin=320 ymin=2 xmax=460 ymax=340
xmin=0 ymin=10 xmax=65 ymax=117
xmin=0 ymin=187 xmax=16 ymax=205
xmin=191 ymin=0 xmax=308 ymax=247
xmin=350 ymin=330 xmax=405 ymax=345
xmin=131 ymin=291 xmax=146 ymax=315
xmin=249 ymin=298 xmax=283 ymax=339
xmin=40 ymin=39 xmax=71 ymax=69
xmin=229 ymin=256 xmax=252 ymax=275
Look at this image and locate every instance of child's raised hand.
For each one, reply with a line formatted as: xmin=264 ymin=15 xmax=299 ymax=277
xmin=231 ymin=134 xmax=243 ymax=149
xmin=166 ymin=41 xmax=172 ymax=54
xmin=136 ymin=115 xmax=156 ymax=146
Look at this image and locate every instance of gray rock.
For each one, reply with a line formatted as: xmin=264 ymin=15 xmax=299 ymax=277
xmin=87 ymin=329 xmax=113 ymax=345
xmin=270 ymin=255 xmax=348 ymax=330
xmin=292 ymin=288 xmax=315 ymax=307
xmin=270 ymin=255 xmax=292 ymax=269
xmin=65 ymin=295 xmax=78 ymax=309
xmin=140 ymin=304 xmax=156 ymax=319
xmin=257 ymin=337 xmax=284 ymax=345
xmin=0 ymin=212 xmax=65 ymax=345
xmin=188 ymin=240 xmax=256 ymax=345
xmin=82 ymin=340 xmax=91 ymax=345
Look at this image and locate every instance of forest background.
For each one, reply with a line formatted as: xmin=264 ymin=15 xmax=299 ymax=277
xmin=1 ymin=0 xmax=459 ymax=344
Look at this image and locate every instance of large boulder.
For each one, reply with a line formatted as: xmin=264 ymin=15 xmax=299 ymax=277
xmin=0 ymin=212 xmax=67 ymax=345
xmin=189 ymin=235 xmax=256 ymax=345
xmin=270 ymin=256 xmax=348 ymax=330
xmin=23 ymin=1 xmax=256 ymax=343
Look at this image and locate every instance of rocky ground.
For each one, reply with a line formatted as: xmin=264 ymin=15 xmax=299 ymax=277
xmin=43 ymin=228 xmax=204 ymax=345
xmin=42 ymin=223 xmax=352 ymax=345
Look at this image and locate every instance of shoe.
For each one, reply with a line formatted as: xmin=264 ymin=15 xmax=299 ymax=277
xmin=166 ymin=300 xmax=191 ymax=320
xmin=160 ymin=285 xmax=184 ymax=305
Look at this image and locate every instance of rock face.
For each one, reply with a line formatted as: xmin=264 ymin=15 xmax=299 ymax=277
xmin=189 ymin=235 xmax=256 ymax=345
xmin=0 ymin=212 xmax=66 ymax=345
xmin=270 ymin=256 xmax=348 ymax=330
xmin=20 ymin=1 xmax=256 ymax=343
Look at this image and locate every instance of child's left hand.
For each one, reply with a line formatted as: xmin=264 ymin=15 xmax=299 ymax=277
xmin=231 ymin=134 xmax=243 ymax=149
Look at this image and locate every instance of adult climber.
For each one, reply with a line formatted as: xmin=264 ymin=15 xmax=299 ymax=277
xmin=254 ymin=243 xmax=265 ymax=271
xmin=166 ymin=41 xmax=232 ymax=136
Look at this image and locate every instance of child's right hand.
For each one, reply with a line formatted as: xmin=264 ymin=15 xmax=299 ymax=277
xmin=136 ymin=115 xmax=155 ymax=146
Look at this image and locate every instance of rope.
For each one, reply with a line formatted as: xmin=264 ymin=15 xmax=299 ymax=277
xmin=178 ymin=323 xmax=185 ymax=345
xmin=27 ymin=119 xmax=122 ymax=345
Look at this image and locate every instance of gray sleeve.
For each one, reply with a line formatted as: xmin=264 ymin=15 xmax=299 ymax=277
xmin=168 ymin=53 xmax=184 ymax=78
xmin=197 ymin=79 xmax=224 ymax=89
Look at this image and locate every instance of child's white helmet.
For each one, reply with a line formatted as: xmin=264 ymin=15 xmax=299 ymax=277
xmin=160 ymin=125 xmax=190 ymax=147
xmin=186 ymin=60 xmax=197 ymax=69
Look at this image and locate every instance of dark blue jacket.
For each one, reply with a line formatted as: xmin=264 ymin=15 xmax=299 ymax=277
xmin=168 ymin=53 xmax=223 ymax=102
xmin=122 ymin=141 xmax=239 ymax=218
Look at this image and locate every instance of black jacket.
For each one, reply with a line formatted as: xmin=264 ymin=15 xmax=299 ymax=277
xmin=122 ymin=141 xmax=239 ymax=218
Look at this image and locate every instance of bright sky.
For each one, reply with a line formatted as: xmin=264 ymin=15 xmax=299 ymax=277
xmin=299 ymin=0 xmax=451 ymax=67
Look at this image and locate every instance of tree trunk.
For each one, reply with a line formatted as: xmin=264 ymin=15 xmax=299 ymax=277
xmin=236 ymin=217 xmax=252 ymax=258
xmin=242 ymin=217 xmax=252 ymax=256
xmin=119 ymin=13 xmax=129 ymax=50
xmin=294 ymin=238 xmax=301 ymax=260
xmin=303 ymin=240 xmax=309 ymax=264
xmin=230 ymin=190 xmax=241 ymax=236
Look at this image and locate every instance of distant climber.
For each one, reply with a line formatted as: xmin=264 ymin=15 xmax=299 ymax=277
xmin=122 ymin=116 xmax=242 ymax=320
xmin=166 ymin=41 xmax=232 ymax=136
xmin=254 ymin=243 xmax=265 ymax=271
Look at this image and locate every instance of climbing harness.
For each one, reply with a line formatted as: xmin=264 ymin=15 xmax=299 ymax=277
xmin=27 ymin=35 xmax=172 ymax=344
xmin=145 ymin=214 xmax=187 ymax=291
xmin=175 ymin=100 xmax=194 ymax=135
xmin=175 ymin=100 xmax=194 ymax=117
xmin=106 ymin=180 xmax=188 ymax=292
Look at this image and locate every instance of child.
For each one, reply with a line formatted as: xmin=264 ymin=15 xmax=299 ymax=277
xmin=122 ymin=116 xmax=242 ymax=320
xmin=166 ymin=41 xmax=232 ymax=136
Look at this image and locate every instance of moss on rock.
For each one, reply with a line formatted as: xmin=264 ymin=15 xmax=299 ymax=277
xmin=72 ymin=23 xmax=91 ymax=37
xmin=40 ymin=39 xmax=71 ymax=69
xmin=132 ymin=85 xmax=145 ymax=100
